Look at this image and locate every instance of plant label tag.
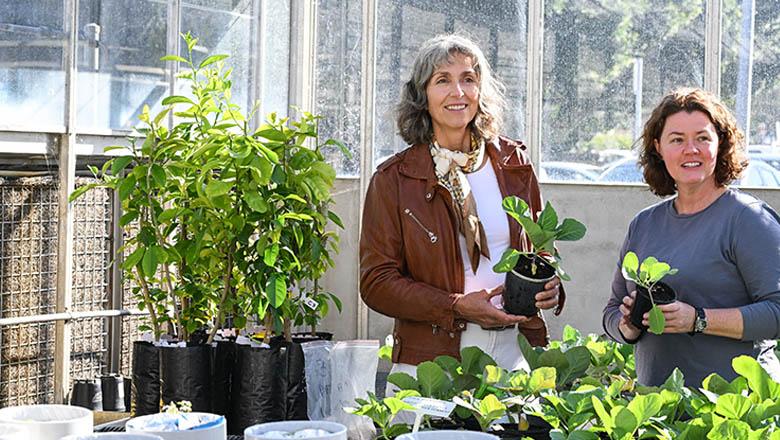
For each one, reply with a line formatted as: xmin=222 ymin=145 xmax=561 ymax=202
xmin=402 ymin=396 xmax=455 ymax=418
xmin=303 ymin=297 xmax=319 ymax=310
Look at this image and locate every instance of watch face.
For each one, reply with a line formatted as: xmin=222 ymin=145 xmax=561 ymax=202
xmin=695 ymin=311 xmax=707 ymax=332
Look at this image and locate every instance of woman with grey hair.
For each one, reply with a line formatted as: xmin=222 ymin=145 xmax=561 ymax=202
xmin=359 ymin=34 xmax=564 ymax=381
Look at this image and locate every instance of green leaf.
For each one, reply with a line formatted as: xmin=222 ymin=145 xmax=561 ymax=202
xmin=123 ymin=247 xmax=145 ymax=270
xmin=537 ymin=201 xmax=559 ymax=231
xmin=556 ymin=218 xmax=587 ymax=241
xmin=528 ymin=367 xmax=557 ymax=393
xmin=613 ymin=407 xmax=638 ymax=437
xmin=707 ymin=419 xmax=751 ymax=440
xmin=732 ymin=355 xmax=780 ymax=400
xmin=714 ymin=393 xmax=752 ymax=421
xmin=161 ymin=95 xmax=195 ymax=106
xmin=384 ymin=396 xmax=414 ymax=415
xmin=141 ymin=245 xmax=159 ymax=276
xmin=160 ymin=54 xmax=188 ymax=63
xmin=461 ymin=346 xmax=496 ymax=375
xmin=648 ymin=305 xmax=665 ymax=335
xmin=417 ymin=361 xmax=451 ymax=398
xmin=622 ymin=252 xmax=639 ymax=277
xmin=626 ymin=393 xmax=662 ymax=425
xmin=199 ymin=53 xmax=229 ymax=68
xmin=205 ymin=180 xmax=231 ymax=199
xmin=266 ymin=275 xmax=287 ymax=308
xmin=387 ymin=372 xmax=419 ymax=392
xmin=492 ymin=248 xmax=521 ymax=273
xmin=119 ymin=211 xmax=139 ymax=227
xmin=264 ymin=244 xmax=279 ymax=266
xmin=150 ymin=164 xmax=166 ymax=187
xmin=479 ymin=393 xmax=506 ymax=416
xmin=433 ymin=355 xmax=460 ymax=377
xmin=327 ymin=211 xmax=344 ymax=229
xmin=245 ymin=191 xmax=269 ymax=213
xmin=111 ymin=156 xmax=134 ymax=175
xmin=117 ymin=174 xmax=137 ymax=200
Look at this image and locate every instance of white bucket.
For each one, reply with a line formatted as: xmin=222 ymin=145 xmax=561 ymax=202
xmin=396 ymin=431 xmax=499 ymax=440
xmin=125 ymin=412 xmax=226 ymax=440
xmin=0 ymin=404 xmax=92 ymax=440
xmin=244 ymin=421 xmax=347 ymax=440
xmin=0 ymin=423 xmax=23 ymax=440
xmin=61 ymin=435 xmax=164 ymax=440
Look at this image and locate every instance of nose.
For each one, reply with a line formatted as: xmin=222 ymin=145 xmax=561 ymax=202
xmin=683 ymin=139 xmax=700 ymax=153
xmin=449 ymin=81 xmax=465 ymax=97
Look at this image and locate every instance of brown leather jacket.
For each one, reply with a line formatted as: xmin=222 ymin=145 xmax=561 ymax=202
xmin=359 ymin=136 xmax=565 ymax=365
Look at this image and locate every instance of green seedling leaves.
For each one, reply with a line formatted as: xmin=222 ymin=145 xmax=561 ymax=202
xmin=648 ymin=305 xmax=665 ymax=335
xmin=417 ymin=361 xmax=452 ymax=398
xmin=732 ymin=355 xmax=780 ymax=401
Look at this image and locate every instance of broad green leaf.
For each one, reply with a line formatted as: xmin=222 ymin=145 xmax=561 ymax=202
xmin=141 ymin=245 xmax=159 ymax=276
xmin=119 ymin=211 xmax=139 ymax=227
xmin=556 ymin=218 xmax=587 ymax=241
xmin=384 ymin=396 xmax=414 ymax=415
xmin=528 ymin=367 xmax=557 ymax=393
xmin=484 ymin=365 xmax=504 ymax=385
xmin=245 ymin=191 xmax=269 ymax=213
xmin=622 ymin=252 xmax=639 ymax=275
xmin=117 ymin=174 xmax=137 ymax=200
xmin=614 ymin=407 xmax=638 ymax=437
xmin=263 ymin=244 xmax=279 ymax=266
xmin=714 ymin=393 xmax=751 ymax=421
xmin=266 ymin=275 xmax=287 ymax=308
xmin=627 ymin=393 xmax=662 ymax=425
xmin=205 ymin=180 xmax=231 ymax=199
xmin=479 ymin=393 xmax=506 ymax=415
xmin=591 ymin=396 xmax=614 ymax=431
xmin=460 ymin=346 xmax=496 ymax=376
xmin=517 ymin=333 xmax=541 ymax=369
xmin=123 ymin=247 xmax=144 ymax=270
xmin=111 ymin=156 xmax=134 ymax=175
xmin=150 ymin=164 xmax=166 ymax=187
xmin=732 ymin=355 xmax=780 ymax=400
xmin=706 ymin=419 xmax=751 ymax=440
xmin=648 ymin=305 xmax=665 ymax=335
xmin=387 ymin=372 xmax=419 ymax=392
xmin=417 ymin=361 xmax=451 ymax=398
xmin=492 ymin=248 xmax=521 ymax=273
xmin=537 ymin=201 xmax=558 ymax=231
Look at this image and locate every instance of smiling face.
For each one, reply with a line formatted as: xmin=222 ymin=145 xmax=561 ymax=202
xmin=655 ymin=110 xmax=720 ymax=192
xmin=426 ymin=53 xmax=480 ymax=146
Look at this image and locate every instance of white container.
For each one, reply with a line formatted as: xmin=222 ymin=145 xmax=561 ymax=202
xmin=125 ymin=412 xmax=226 ymax=440
xmin=61 ymin=435 xmax=164 ymax=440
xmin=244 ymin=421 xmax=347 ymax=440
xmin=0 ymin=404 xmax=92 ymax=440
xmin=396 ymin=431 xmax=499 ymax=440
xmin=0 ymin=423 xmax=22 ymax=440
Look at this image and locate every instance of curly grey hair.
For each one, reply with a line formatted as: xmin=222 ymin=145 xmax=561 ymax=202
xmin=396 ymin=34 xmax=507 ymax=145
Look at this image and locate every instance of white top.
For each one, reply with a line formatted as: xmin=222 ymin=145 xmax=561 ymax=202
xmin=458 ymin=156 xmax=510 ymax=307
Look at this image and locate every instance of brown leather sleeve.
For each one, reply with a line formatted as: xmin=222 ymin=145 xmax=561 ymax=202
xmin=359 ymin=171 xmax=459 ymax=332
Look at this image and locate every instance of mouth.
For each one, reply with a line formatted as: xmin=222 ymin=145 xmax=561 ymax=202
xmin=681 ymin=161 xmax=702 ymax=168
xmin=444 ymin=104 xmax=467 ymax=111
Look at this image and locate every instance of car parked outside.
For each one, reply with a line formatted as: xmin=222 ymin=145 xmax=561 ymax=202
xmin=540 ymin=161 xmax=600 ymax=182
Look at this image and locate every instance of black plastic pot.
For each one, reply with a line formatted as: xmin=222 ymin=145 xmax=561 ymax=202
xmin=123 ymin=377 xmax=132 ymax=412
xmin=211 ymin=339 xmax=237 ymax=416
xmin=285 ymin=340 xmax=309 ymax=420
xmin=100 ymin=374 xmax=125 ymax=412
xmin=70 ymin=379 xmax=102 ymax=410
xmin=131 ymin=341 xmax=160 ymax=416
xmin=503 ymin=255 xmax=556 ymax=317
xmin=489 ymin=416 xmax=553 ymax=440
xmin=159 ymin=344 xmax=213 ymax=412
xmin=228 ymin=340 xmax=288 ymax=434
xmin=629 ymin=281 xmax=677 ymax=330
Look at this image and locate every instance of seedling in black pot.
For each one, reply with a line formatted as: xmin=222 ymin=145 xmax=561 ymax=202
xmin=493 ymin=197 xmax=586 ymax=316
xmin=621 ymin=251 xmax=678 ymax=335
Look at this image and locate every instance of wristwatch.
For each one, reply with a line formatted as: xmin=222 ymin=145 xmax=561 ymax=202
xmin=690 ymin=307 xmax=707 ymax=335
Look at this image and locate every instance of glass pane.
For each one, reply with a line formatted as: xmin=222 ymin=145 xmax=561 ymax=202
xmin=721 ymin=0 xmax=780 ymax=189
xmin=262 ymin=0 xmax=290 ymax=119
xmin=179 ymin=0 xmax=254 ymax=114
xmin=542 ymin=1 xmax=706 ymax=183
xmin=315 ymin=0 xmax=362 ymax=177
xmin=375 ymin=0 xmax=528 ymax=168
xmin=0 ymin=0 xmax=65 ymax=128
xmin=75 ymin=0 xmax=168 ymax=131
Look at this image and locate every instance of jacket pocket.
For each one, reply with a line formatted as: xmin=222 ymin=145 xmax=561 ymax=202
xmin=403 ymin=208 xmax=438 ymax=244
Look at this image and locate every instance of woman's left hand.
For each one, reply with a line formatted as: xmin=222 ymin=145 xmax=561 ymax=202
xmin=535 ymin=277 xmax=561 ymax=310
xmin=650 ymin=301 xmax=696 ymax=333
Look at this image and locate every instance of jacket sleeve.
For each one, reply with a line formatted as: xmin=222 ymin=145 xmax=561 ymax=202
xmin=359 ymin=170 xmax=460 ymax=332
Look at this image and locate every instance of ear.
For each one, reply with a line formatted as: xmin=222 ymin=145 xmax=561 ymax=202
xmin=653 ymin=139 xmax=663 ymax=160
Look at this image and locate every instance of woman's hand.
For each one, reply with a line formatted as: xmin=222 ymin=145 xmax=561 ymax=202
xmin=536 ymin=277 xmax=561 ymax=310
xmin=618 ymin=291 xmax=643 ymax=341
xmin=453 ymin=286 xmax=530 ymax=329
xmin=652 ymin=301 xmax=696 ymax=333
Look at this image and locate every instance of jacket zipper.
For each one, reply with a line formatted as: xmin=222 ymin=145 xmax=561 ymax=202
xmin=403 ymin=208 xmax=438 ymax=243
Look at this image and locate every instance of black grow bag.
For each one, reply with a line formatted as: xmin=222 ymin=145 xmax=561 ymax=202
xmin=100 ymin=374 xmax=126 ymax=412
xmin=211 ymin=339 xmax=237 ymax=416
xmin=228 ymin=340 xmax=288 ymax=434
xmin=71 ymin=379 xmax=102 ymax=410
xmin=159 ymin=344 xmax=213 ymax=412
xmin=131 ymin=341 xmax=160 ymax=416
xmin=285 ymin=340 xmax=309 ymax=420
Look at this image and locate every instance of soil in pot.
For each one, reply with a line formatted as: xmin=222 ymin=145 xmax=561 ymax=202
xmin=131 ymin=341 xmax=160 ymax=416
xmin=629 ymin=281 xmax=677 ymax=330
xmin=503 ymin=255 xmax=556 ymax=317
xmin=489 ymin=415 xmax=553 ymax=440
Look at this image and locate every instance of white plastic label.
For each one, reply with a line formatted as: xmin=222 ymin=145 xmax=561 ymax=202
xmin=303 ymin=297 xmax=319 ymax=310
xmin=402 ymin=396 xmax=456 ymax=418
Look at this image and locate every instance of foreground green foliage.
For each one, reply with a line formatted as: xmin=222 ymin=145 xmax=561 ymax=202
xmin=356 ymin=326 xmax=780 ymax=439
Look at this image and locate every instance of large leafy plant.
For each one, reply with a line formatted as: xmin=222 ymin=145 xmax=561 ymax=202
xmin=493 ymin=197 xmax=586 ymax=281
xmin=621 ymin=251 xmax=678 ymax=335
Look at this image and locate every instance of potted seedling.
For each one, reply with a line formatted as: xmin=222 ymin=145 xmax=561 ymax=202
xmin=621 ymin=252 xmax=678 ymax=335
xmin=493 ymin=197 xmax=586 ymax=316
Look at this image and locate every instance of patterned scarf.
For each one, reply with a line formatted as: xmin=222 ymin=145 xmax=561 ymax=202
xmin=430 ymin=135 xmax=490 ymax=274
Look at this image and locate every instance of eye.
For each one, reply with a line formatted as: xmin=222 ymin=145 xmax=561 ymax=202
xmin=670 ymin=137 xmax=683 ymax=144
xmin=435 ymin=77 xmax=448 ymax=84
xmin=697 ymin=135 xmax=711 ymax=142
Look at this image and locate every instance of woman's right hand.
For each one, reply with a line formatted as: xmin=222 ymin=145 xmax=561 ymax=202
xmin=618 ymin=291 xmax=643 ymax=341
xmin=453 ymin=286 xmax=530 ymax=329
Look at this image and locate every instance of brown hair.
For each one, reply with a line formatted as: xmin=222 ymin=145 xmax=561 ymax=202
xmin=639 ymin=88 xmax=748 ymax=196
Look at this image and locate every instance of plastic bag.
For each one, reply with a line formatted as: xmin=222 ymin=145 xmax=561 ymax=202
xmin=159 ymin=345 xmax=212 ymax=412
xmin=132 ymin=341 xmax=160 ymax=416
xmin=302 ymin=340 xmax=379 ymax=440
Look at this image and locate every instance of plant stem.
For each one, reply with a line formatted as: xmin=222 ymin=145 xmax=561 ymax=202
xmin=206 ymin=245 xmax=234 ymax=344
xmin=263 ymin=313 xmax=274 ymax=345
xmin=135 ymin=266 xmax=161 ymax=338
xmin=284 ymin=317 xmax=292 ymax=343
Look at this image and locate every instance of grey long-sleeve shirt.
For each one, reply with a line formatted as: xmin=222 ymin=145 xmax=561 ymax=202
xmin=603 ymin=189 xmax=780 ymax=386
